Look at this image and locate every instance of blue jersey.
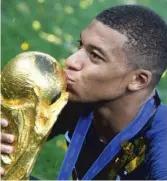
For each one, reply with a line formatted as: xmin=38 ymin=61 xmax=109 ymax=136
xmin=64 ymin=100 xmax=167 ymax=180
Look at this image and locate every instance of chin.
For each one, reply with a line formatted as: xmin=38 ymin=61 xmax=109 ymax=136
xmin=68 ymin=93 xmax=89 ymax=103
xmin=68 ymin=93 xmax=81 ymax=102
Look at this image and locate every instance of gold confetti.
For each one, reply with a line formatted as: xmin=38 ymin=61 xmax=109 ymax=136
xmin=64 ymin=6 xmax=74 ymax=14
xmin=21 ymin=42 xmax=29 ymax=51
xmin=32 ymin=21 xmax=41 ymax=31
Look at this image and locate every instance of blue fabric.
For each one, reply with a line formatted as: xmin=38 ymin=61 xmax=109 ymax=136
xmin=64 ymin=102 xmax=167 ymax=180
xmin=58 ymin=111 xmax=93 ymax=180
xmin=145 ymin=104 xmax=167 ymax=180
xmin=59 ymin=96 xmax=156 ymax=180
xmin=82 ymin=96 xmax=156 ymax=180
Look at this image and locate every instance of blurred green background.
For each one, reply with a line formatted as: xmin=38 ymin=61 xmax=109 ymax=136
xmin=2 ymin=0 xmax=167 ymax=179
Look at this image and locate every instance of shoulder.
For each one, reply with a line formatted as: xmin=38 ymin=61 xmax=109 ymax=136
xmin=155 ymin=103 xmax=167 ymax=120
xmin=147 ymin=103 xmax=167 ymax=136
xmin=145 ymin=103 xmax=167 ymax=179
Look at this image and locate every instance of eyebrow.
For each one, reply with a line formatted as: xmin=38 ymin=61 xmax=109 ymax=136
xmin=80 ymin=33 xmax=106 ymax=57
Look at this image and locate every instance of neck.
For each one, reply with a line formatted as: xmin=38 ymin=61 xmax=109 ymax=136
xmin=93 ymin=89 xmax=155 ymax=143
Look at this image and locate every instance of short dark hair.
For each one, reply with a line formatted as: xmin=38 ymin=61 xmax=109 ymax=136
xmin=96 ymin=5 xmax=167 ymax=85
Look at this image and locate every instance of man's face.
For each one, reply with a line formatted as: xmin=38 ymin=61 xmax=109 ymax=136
xmin=65 ymin=20 xmax=132 ymax=103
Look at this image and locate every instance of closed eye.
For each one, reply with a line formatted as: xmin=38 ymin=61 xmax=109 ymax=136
xmin=90 ymin=52 xmax=101 ymax=60
xmin=77 ymin=39 xmax=104 ymax=62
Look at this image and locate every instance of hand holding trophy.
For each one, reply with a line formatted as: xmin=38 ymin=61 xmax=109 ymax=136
xmin=1 ymin=51 xmax=69 ymax=180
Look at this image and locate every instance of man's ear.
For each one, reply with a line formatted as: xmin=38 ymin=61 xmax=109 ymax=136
xmin=127 ymin=69 xmax=152 ymax=91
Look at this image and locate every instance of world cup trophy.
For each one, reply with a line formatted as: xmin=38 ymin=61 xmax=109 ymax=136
xmin=1 ymin=51 xmax=69 ymax=180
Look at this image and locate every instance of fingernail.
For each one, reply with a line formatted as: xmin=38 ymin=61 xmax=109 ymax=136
xmin=7 ymin=146 xmax=14 ymax=153
xmin=2 ymin=119 xmax=8 ymax=127
xmin=9 ymin=135 xmax=15 ymax=143
xmin=1 ymin=167 xmax=5 ymax=175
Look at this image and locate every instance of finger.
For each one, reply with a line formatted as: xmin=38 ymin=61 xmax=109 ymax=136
xmin=0 ymin=144 xmax=14 ymax=154
xmin=0 ymin=167 xmax=5 ymax=176
xmin=1 ymin=119 xmax=8 ymax=127
xmin=1 ymin=133 xmax=15 ymax=143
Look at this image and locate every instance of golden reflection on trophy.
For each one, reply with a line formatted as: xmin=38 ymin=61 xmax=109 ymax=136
xmin=1 ymin=51 xmax=69 ymax=180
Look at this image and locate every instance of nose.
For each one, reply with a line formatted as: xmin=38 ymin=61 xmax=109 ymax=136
xmin=65 ymin=49 xmax=86 ymax=71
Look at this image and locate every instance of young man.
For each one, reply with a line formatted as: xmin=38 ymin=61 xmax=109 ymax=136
xmin=1 ymin=5 xmax=167 ymax=180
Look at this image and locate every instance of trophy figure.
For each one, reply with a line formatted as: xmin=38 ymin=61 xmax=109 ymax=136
xmin=1 ymin=51 xmax=69 ymax=180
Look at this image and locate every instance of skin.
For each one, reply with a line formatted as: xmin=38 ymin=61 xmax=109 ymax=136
xmin=1 ymin=19 xmax=154 ymax=174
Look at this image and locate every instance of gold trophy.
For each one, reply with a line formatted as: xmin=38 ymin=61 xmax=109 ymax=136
xmin=1 ymin=51 xmax=69 ymax=180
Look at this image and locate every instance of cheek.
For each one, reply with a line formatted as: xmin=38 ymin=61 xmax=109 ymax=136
xmin=83 ymin=68 xmax=126 ymax=98
xmin=83 ymin=67 xmax=111 ymax=86
xmin=82 ymin=67 xmax=102 ymax=85
xmin=70 ymin=64 xmax=128 ymax=102
xmin=80 ymin=68 xmax=112 ymax=96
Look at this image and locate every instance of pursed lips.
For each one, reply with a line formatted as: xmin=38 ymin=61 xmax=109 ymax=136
xmin=64 ymin=70 xmax=75 ymax=84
